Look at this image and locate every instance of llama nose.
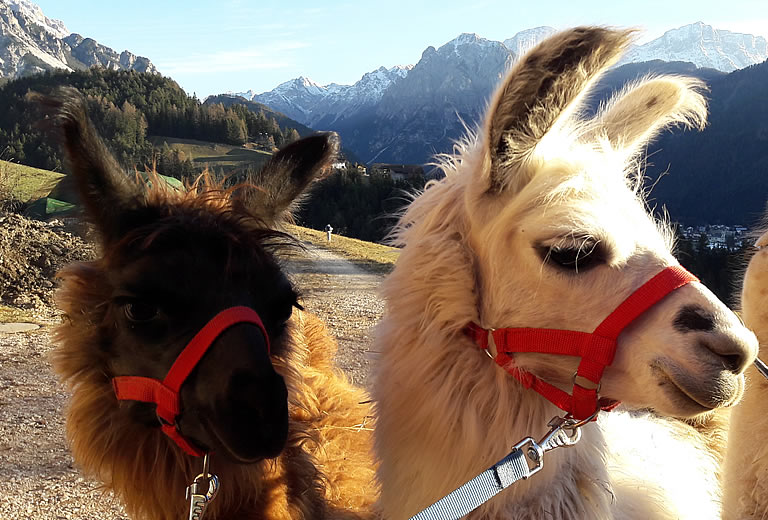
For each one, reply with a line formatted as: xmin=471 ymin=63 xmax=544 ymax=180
xmin=674 ymin=305 xmax=757 ymax=374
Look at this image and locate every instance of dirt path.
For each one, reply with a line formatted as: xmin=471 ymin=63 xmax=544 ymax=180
xmin=0 ymin=246 xmax=385 ymax=519
xmin=288 ymin=244 xmax=385 ymax=387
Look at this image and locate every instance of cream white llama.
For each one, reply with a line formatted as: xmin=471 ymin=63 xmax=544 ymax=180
xmin=723 ymin=225 xmax=768 ymax=519
xmin=372 ymin=27 xmax=758 ymax=520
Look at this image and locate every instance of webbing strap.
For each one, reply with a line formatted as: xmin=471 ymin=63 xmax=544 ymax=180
xmin=467 ymin=265 xmax=699 ymax=419
xmin=112 ymin=306 xmax=270 ymax=456
xmin=163 ymin=306 xmax=269 ymax=392
xmin=409 ymin=448 xmax=531 ymax=520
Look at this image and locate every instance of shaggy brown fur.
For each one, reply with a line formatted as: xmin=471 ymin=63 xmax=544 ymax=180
xmin=44 ymin=88 xmax=377 ymax=519
xmin=54 ymin=291 xmax=376 ymax=520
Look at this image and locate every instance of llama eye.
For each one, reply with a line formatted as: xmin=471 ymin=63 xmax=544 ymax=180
xmin=124 ymin=301 xmax=159 ymax=322
xmin=546 ymin=240 xmax=603 ymax=273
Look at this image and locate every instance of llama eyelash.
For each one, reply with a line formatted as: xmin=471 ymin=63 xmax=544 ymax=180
xmin=536 ymin=234 xmax=606 ymax=273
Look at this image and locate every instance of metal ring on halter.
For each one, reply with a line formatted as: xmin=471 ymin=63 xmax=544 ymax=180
xmin=572 ymin=372 xmax=601 ymax=392
xmin=483 ymin=329 xmax=497 ymax=359
xmin=202 ymin=453 xmax=211 ymax=480
xmin=564 ymin=407 xmax=601 ymax=430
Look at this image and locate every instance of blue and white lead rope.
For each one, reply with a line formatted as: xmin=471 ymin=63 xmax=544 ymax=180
xmin=408 ymin=415 xmax=586 ymax=520
xmin=410 ymin=359 xmax=768 ymax=520
xmin=408 ymin=447 xmax=532 ymax=520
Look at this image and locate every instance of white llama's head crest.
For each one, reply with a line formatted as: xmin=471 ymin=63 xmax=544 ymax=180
xmin=432 ymin=27 xmax=753 ymax=418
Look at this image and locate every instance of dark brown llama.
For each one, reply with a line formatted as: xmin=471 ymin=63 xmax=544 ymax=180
xmin=41 ymin=88 xmax=377 ymax=520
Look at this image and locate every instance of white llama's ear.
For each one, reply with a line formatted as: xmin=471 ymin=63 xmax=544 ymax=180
xmin=484 ymin=27 xmax=634 ymax=194
xmin=593 ymin=76 xmax=707 ymax=157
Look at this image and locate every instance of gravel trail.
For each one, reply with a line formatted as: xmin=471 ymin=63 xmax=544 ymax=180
xmin=287 ymin=244 xmax=384 ymax=387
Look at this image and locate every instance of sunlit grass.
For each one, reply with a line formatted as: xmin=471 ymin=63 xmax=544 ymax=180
xmin=149 ymin=136 xmax=272 ymax=169
xmin=288 ymin=225 xmax=399 ymax=273
xmin=1 ymin=160 xmax=64 ymax=202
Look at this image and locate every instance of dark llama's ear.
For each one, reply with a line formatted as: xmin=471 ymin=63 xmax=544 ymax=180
xmin=240 ymin=132 xmax=339 ymax=222
xmin=30 ymin=87 xmax=144 ymax=241
xmin=484 ymin=27 xmax=635 ymax=194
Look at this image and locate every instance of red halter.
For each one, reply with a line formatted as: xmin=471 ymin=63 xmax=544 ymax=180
xmin=112 ymin=306 xmax=270 ymax=456
xmin=466 ymin=265 xmax=698 ymax=420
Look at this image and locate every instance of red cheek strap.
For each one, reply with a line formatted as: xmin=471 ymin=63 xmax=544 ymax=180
xmin=112 ymin=305 xmax=270 ymax=457
xmin=466 ymin=265 xmax=699 ymax=420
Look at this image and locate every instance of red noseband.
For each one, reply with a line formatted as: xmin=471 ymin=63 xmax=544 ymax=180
xmin=112 ymin=306 xmax=270 ymax=456
xmin=466 ymin=265 xmax=699 ymax=420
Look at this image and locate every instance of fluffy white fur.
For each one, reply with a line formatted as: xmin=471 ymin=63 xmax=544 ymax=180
xmin=723 ymin=228 xmax=768 ymax=519
xmin=372 ymin=27 xmax=757 ymax=519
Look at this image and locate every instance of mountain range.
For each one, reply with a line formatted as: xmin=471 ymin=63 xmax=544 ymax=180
xmin=0 ymin=0 xmax=157 ymax=81
xmin=231 ymin=22 xmax=767 ymax=166
xmin=618 ymin=22 xmax=767 ymax=72
xmin=0 ymin=1 xmax=766 ymax=226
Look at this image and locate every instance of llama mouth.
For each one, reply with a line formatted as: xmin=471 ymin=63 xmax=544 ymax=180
xmin=651 ymin=362 xmax=742 ymax=414
xmin=202 ymin=415 xmax=270 ymax=464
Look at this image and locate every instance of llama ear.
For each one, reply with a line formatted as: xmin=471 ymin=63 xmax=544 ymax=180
xmin=241 ymin=132 xmax=338 ymax=222
xmin=30 ymin=87 xmax=144 ymax=242
xmin=593 ymin=76 xmax=707 ymax=156
xmin=484 ymin=27 xmax=634 ymax=193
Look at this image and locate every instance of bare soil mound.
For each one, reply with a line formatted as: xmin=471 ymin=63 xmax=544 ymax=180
xmin=0 ymin=212 xmax=96 ymax=312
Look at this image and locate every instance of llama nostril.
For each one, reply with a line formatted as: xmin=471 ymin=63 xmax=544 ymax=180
xmin=674 ymin=305 xmax=715 ymax=333
xmin=700 ymin=339 xmax=753 ymax=375
xmin=720 ymin=354 xmax=744 ymax=374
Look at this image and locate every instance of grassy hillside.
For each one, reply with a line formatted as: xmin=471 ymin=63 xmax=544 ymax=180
xmin=150 ymin=136 xmax=272 ymax=171
xmin=1 ymin=159 xmax=400 ymax=277
xmin=0 ymin=160 xmax=64 ymax=202
xmin=288 ymin=225 xmax=399 ymax=273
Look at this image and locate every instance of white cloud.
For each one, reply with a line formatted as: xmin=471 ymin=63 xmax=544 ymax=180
xmin=159 ymin=42 xmax=309 ymax=74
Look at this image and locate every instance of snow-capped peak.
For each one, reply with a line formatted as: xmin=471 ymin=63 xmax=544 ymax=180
xmin=443 ymin=32 xmax=497 ymax=52
xmin=224 ymin=89 xmax=257 ymax=101
xmin=451 ymin=33 xmax=482 ymax=45
xmin=0 ymin=0 xmax=158 ymax=80
xmin=6 ymin=0 xmax=69 ymax=39
xmin=390 ymin=64 xmax=413 ymax=78
xmin=504 ymin=26 xmax=557 ymax=56
xmin=268 ymin=76 xmax=326 ymax=96
xmin=620 ymin=22 xmax=768 ymax=72
xmin=297 ymin=76 xmax=321 ymax=88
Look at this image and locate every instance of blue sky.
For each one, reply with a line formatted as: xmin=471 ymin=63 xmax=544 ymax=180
xmin=33 ymin=1 xmax=768 ymax=98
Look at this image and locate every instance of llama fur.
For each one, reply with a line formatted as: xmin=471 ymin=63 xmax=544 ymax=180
xmin=46 ymin=93 xmax=378 ymax=519
xmin=54 ymin=254 xmax=377 ymax=519
xmin=723 ymin=224 xmax=768 ymax=519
